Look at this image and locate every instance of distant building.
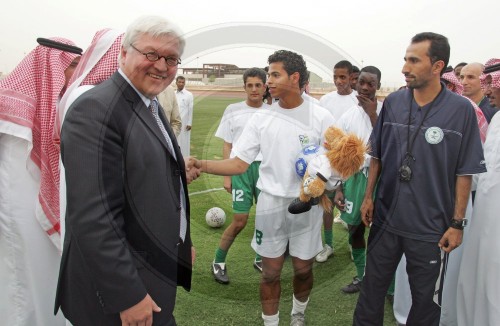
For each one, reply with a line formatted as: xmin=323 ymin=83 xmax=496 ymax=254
xmin=178 ymin=63 xmax=397 ymax=98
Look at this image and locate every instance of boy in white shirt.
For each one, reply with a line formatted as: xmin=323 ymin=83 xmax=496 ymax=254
xmin=211 ymin=68 xmax=270 ymax=284
xmin=316 ymin=60 xmax=359 ymax=262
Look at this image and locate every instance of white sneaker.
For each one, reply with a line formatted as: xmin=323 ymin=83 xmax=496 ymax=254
xmin=315 ymin=244 xmax=334 ymax=263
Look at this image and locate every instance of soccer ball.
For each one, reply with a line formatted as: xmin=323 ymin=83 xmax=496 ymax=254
xmin=205 ymin=207 xmax=226 ymax=228
xmin=294 ymin=144 xmax=323 ymax=178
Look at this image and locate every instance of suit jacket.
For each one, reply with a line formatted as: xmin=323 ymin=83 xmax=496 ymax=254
xmin=55 ymin=72 xmax=192 ymax=326
xmin=157 ymin=85 xmax=182 ymax=137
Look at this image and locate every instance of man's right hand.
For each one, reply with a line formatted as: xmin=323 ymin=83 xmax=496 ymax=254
xmin=185 ymin=157 xmax=201 ymax=184
xmin=188 ymin=157 xmax=201 ymax=170
xmin=360 ymin=197 xmax=374 ymax=226
xmin=120 ymin=294 xmax=161 ymax=326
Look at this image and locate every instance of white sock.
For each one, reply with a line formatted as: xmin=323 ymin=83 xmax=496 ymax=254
xmin=262 ymin=312 xmax=279 ymax=326
xmin=291 ymin=294 xmax=309 ymax=315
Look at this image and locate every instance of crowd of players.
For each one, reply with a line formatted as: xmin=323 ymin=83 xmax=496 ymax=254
xmin=195 ymin=34 xmax=499 ymax=326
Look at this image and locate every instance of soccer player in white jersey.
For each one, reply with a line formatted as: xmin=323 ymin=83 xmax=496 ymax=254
xmin=316 ymin=60 xmax=359 ymax=263
xmin=211 ymin=67 xmax=270 ymax=284
xmin=190 ymin=50 xmax=335 ymax=326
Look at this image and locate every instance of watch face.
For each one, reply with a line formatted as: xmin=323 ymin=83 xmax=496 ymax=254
xmin=451 ymin=218 xmax=467 ymax=229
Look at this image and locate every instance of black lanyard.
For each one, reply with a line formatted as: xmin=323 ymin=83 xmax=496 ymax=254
xmin=403 ymin=86 xmax=444 ymax=165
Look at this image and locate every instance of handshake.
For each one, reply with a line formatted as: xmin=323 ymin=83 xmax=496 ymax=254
xmin=185 ymin=156 xmax=249 ymax=183
xmin=185 ymin=157 xmax=203 ymax=184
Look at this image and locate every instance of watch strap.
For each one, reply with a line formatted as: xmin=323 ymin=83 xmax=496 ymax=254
xmin=450 ymin=218 xmax=467 ymax=230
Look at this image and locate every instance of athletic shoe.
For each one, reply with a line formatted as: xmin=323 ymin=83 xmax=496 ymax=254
xmin=253 ymin=259 xmax=263 ymax=272
xmin=288 ymin=197 xmax=320 ymax=214
xmin=341 ymin=276 xmax=362 ymax=294
xmin=212 ymin=261 xmax=229 ymax=284
xmin=290 ymin=312 xmax=305 ymax=326
xmin=315 ymin=244 xmax=334 ymax=263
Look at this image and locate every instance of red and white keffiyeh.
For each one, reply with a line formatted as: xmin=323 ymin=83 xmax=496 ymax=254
xmin=491 ymin=73 xmax=500 ymax=89
xmin=0 ymin=37 xmax=78 ymax=246
xmin=56 ymin=29 xmax=123 ymax=247
xmin=483 ymin=69 xmax=500 ymax=90
xmin=442 ymin=71 xmax=464 ymax=95
xmin=485 ymin=58 xmax=500 ymax=68
xmin=464 ymin=97 xmax=488 ymax=144
xmin=72 ymin=29 xmax=123 ymax=86
xmin=480 ymin=58 xmax=500 ymax=90
xmin=56 ymin=29 xmax=123 ymax=134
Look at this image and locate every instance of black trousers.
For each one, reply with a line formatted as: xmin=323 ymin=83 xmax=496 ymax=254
xmin=353 ymin=225 xmax=443 ymax=326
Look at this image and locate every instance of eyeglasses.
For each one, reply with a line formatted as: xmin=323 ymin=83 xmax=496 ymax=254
xmin=130 ymin=44 xmax=181 ymax=66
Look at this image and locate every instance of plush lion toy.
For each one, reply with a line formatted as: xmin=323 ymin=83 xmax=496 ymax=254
xmin=288 ymin=126 xmax=367 ymax=214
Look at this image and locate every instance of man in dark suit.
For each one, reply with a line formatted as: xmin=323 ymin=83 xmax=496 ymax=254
xmin=55 ymin=16 xmax=197 ymax=326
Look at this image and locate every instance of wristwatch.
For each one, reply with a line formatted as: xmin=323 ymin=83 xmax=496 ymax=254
xmin=450 ymin=218 xmax=467 ymax=230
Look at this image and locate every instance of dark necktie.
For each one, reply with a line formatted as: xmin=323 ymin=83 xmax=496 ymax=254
xmin=150 ymin=99 xmax=176 ymax=159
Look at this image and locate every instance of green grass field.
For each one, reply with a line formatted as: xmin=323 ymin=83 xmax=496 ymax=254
xmin=174 ymin=96 xmax=397 ymax=325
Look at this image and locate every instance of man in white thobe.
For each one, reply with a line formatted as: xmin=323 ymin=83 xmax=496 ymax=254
xmin=175 ymin=76 xmax=194 ymax=157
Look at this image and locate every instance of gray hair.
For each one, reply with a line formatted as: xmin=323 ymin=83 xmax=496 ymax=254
xmin=122 ymin=15 xmax=185 ymax=55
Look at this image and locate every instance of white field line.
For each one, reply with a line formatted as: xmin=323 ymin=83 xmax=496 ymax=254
xmin=189 ymin=188 xmax=225 ymax=196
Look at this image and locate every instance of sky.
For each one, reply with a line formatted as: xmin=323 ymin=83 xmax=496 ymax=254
xmin=0 ymin=0 xmax=497 ymax=87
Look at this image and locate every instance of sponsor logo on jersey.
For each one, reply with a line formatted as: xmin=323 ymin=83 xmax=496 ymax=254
xmin=299 ymin=135 xmax=310 ymax=146
xmin=303 ymin=144 xmax=319 ymax=155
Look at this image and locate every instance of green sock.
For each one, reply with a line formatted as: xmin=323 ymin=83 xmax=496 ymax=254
xmin=214 ymin=248 xmax=228 ymax=263
xmin=387 ymin=275 xmax=396 ymax=295
xmin=255 ymin=253 xmax=262 ymax=261
xmin=352 ymin=248 xmax=366 ymax=280
xmin=324 ymin=229 xmax=333 ymax=247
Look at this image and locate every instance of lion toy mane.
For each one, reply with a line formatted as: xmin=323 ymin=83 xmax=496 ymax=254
xmin=288 ymin=126 xmax=368 ymax=214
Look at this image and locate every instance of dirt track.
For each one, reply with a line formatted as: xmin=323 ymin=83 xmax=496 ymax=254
xmin=190 ymin=89 xmax=247 ymax=99
xmin=190 ymin=88 xmax=323 ymax=100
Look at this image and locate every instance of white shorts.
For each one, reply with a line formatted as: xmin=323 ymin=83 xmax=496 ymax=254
xmin=251 ymin=192 xmax=323 ymax=260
